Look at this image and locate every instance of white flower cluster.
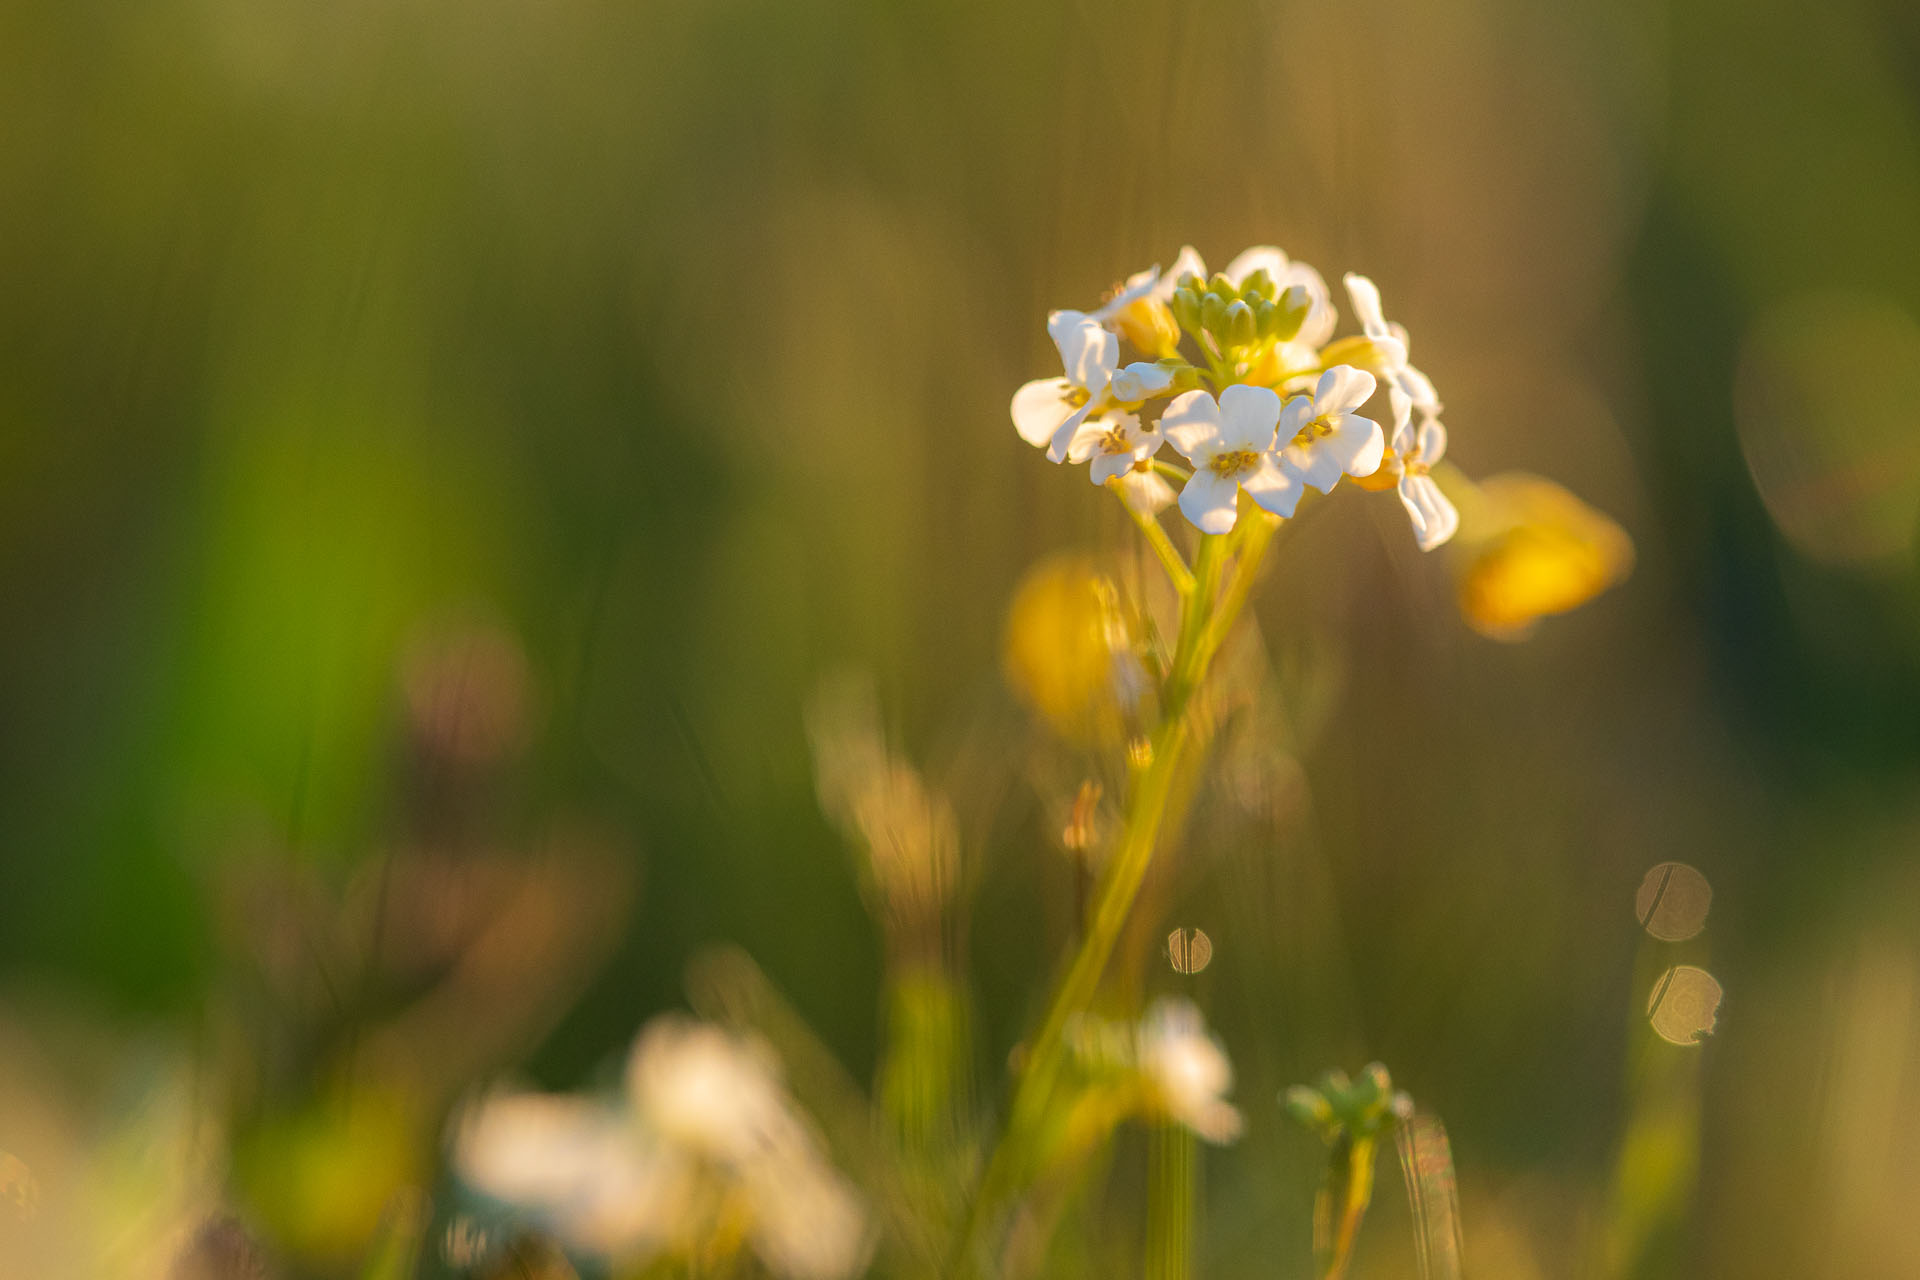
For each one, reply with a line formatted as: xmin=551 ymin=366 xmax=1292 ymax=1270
xmin=454 ymin=1015 xmax=870 ymax=1279
xmin=1011 ymin=247 xmax=1459 ymax=550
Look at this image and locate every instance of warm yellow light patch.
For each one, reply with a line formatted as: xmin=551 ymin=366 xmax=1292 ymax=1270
xmin=1455 ymin=473 xmax=1632 ymax=640
xmin=1316 ymin=335 xmax=1392 ymax=375
xmin=1002 ymin=555 xmax=1132 ymax=744
xmin=1114 ymin=297 xmax=1181 ymax=358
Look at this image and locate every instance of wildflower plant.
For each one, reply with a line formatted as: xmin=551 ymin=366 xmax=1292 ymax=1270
xmin=443 ymin=245 xmax=1628 ymax=1280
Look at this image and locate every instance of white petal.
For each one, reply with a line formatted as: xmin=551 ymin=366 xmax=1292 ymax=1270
xmin=1045 ymin=400 xmax=1096 ymax=463
xmin=1389 ymin=390 xmax=1417 ymax=456
xmin=1178 ymin=467 xmax=1242 ymax=534
xmin=1281 ymin=437 xmax=1346 ymax=494
xmin=1224 ymin=245 xmax=1288 ymax=285
xmin=1395 ymin=362 xmax=1440 ymax=410
xmin=1052 ymin=407 xmax=1112 ymax=464
xmin=1398 ymin=473 xmax=1460 ymax=551
xmin=1050 ymin=313 xmax=1118 ymax=390
xmin=1277 ymin=395 xmax=1315 ymax=442
xmin=1089 ymin=451 xmax=1136 ymax=485
xmin=1012 ymin=378 xmax=1077 ymax=447
xmin=1115 ymin=468 xmax=1176 ymax=515
xmin=1343 ymin=273 xmax=1391 ymax=341
xmin=1094 ymin=263 xmax=1162 ymax=319
xmin=1242 ymin=455 xmax=1305 ymax=518
xmin=1216 ymin=383 xmax=1282 ymax=452
xmin=1315 ymin=364 xmax=1377 ymax=416
xmin=1152 ymin=245 xmax=1208 ymax=301
xmin=1326 ymin=413 xmax=1385 ymax=480
xmin=1161 ymin=390 xmax=1224 ymax=464
xmin=1417 ymin=414 xmax=1448 ymax=466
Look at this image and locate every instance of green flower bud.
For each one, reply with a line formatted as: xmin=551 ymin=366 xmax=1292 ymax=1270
xmin=1200 ymin=292 xmax=1228 ymax=340
xmin=1225 ymin=299 xmax=1257 ymax=348
xmin=1283 ymin=1084 xmax=1335 ymax=1134
xmin=1176 ymin=271 xmax=1205 ymax=294
xmin=1271 ymin=284 xmax=1311 ymax=343
xmin=1208 ymin=273 xmax=1239 ymax=304
xmin=1240 ymin=267 xmax=1274 ymax=300
xmin=1254 ymin=299 xmax=1280 ymax=340
xmin=1170 ymin=287 xmax=1203 ymax=335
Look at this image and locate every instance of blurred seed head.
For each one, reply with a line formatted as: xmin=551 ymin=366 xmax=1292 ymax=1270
xmin=170 ymin=1215 xmax=273 ymax=1280
xmin=805 ymin=674 xmax=959 ymax=937
xmin=1635 ymin=862 xmax=1712 ymax=942
xmin=0 ymin=1151 xmax=39 ymax=1221
xmin=400 ymin=618 xmax=532 ymax=770
xmin=1647 ymin=965 xmax=1723 ymax=1045
xmin=1453 ymin=473 xmax=1632 ymax=641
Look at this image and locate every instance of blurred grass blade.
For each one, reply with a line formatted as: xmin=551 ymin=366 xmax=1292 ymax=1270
xmin=1394 ymin=1114 xmax=1464 ymax=1280
xmin=359 ymin=1189 xmax=428 ymax=1280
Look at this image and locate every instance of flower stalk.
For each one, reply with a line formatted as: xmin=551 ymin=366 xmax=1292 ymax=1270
xmin=959 ymin=511 xmax=1274 ymax=1273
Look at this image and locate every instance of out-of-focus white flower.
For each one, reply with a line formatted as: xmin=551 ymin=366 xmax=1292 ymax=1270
xmin=455 ymin=1016 xmax=870 ymax=1279
xmin=1277 ymin=364 xmax=1386 ymax=497
xmin=741 ymin=1149 xmax=874 ymax=1280
xmin=1340 ymin=273 xmax=1441 ymax=425
xmin=1111 ymin=461 xmax=1177 ymax=515
xmin=626 ymin=1016 xmax=802 ymax=1166
xmin=454 ymin=1093 xmax=683 ymax=1258
xmin=1393 ymin=406 xmax=1459 ymax=551
xmin=1136 ymin=999 xmax=1243 ymax=1144
xmin=1010 ymin=313 xmax=1119 ymax=456
xmin=1163 ymin=385 xmax=1300 ymax=532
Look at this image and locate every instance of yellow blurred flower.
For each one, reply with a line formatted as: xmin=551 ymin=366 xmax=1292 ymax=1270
xmin=1454 ymin=472 xmax=1633 ymax=640
xmin=1002 ymin=555 xmax=1146 ymax=744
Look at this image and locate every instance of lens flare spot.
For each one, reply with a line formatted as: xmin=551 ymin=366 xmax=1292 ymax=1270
xmin=1634 ymin=862 xmax=1712 ymax=942
xmin=1647 ymin=965 xmax=1722 ymax=1045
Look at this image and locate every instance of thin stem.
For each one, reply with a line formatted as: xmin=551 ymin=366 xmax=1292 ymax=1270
xmin=1151 ymin=460 xmax=1192 ymax=484
xmin=956 ymin=537 xmax=1238 ymax=1275
xmin=1109 ymin=480 xmax=1194 ymax=595
xmin=1145 ymin=1122 xmax=1195 ymax=1280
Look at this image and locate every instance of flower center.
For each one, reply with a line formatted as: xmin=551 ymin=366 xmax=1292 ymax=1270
xmin=1099 ymin=427 xmax=1133 ymax=455
xmin=1290 ymin=414 xmax=1336 ymax=449
xmin=1209 ymin=450 xmax=1259 ymax=478
xmin=1066 ymin=387 xmax=1091 ymax=408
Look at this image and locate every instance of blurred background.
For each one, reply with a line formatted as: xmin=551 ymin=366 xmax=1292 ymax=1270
xmin=5 ymin=0 xmax=1920 ymax=1276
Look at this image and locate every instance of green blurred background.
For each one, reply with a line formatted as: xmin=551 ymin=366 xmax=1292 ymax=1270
xmin=6 ymin=0 xmax=1920 ymax=1275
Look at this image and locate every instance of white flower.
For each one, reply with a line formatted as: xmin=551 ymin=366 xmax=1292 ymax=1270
xmin=1342 ymin=273 xmax=1441 ymax=424
xmin=1010 ymin=312 xmax=1119 ymax=457
xmin=1392 ymin=404 xmax=1459 ymax=551
xmin=454 ymin=1093 xmax=685 ymax=1258
xmin=1162 ymin=385 xmax=1302 ymax=532
xmin=1277 ymin=364 xmax=1386 ymax=496
xmin=1136 ymin=999 xmax=1243 ymax=1144
xmin=626 ymin=1016 xmax=804 ymax=1167
xmin=454 ymin=1016 xmax=871 ymax=1279
xmin=1062 ymin=411 xmax=1163 ymax=488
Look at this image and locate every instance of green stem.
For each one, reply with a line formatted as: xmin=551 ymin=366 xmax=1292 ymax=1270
xmin=1110 ymin=480 xmax=1194 ymax=595
xmin=955 ymin=525 xmax=1282 ymax=1274
xmin=1145 ymin=1122 xmax=1196 ymax=1280
xmin=1315 ymin=1134 xmax=1378 ymax=1280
